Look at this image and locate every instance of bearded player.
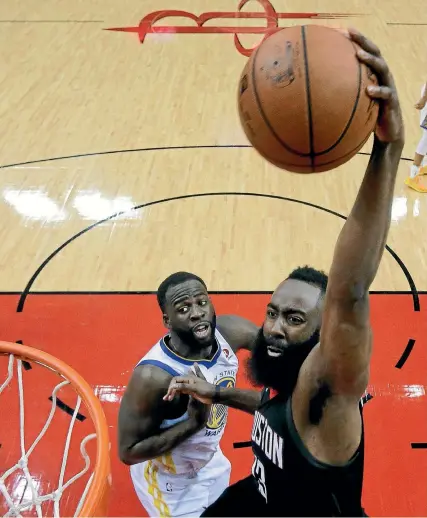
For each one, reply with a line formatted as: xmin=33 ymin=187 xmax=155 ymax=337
xmin=164 ymin=29 xmax=404 ymax=517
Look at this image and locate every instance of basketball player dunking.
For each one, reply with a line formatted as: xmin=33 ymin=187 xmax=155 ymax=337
xmin=118 ymin=272 xmax=257 ymax=517
xmin=164 ymin=29 xmax=404 ymax=516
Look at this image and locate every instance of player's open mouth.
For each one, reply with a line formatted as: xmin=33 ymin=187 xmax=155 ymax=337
xmin=193 ymin=323 xmax=210 ymax=339
xmin=267 ymin=345 xmax=284 ymax=357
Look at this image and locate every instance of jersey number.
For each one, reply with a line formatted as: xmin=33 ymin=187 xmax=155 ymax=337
xmin=251 ymin=457 xmax=267 ymax=502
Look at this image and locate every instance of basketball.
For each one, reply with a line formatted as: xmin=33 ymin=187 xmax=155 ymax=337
xmin=237 ymin=25 xmax=379 ymax=173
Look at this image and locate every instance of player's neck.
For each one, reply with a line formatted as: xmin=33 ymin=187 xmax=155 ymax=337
xmin=168 ymin=333 xmax=216 ymax=361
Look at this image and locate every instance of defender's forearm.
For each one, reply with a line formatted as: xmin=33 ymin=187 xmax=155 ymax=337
xmin=218 ymin=387 xmax=262 ymax=415
xmin=328 ymin=139 xmax=404 ymax=300
xmin=121 ymin=419 xmax=199 ymax=465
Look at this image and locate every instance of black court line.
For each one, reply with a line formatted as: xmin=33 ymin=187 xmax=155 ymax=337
xmin=0 ymin=145 xmax=248 ymax=169
xmin=233 ymin=440 xmax=252 ymax=449
xmin=361 ymin=393 xmax=374 ymax=405
xmin=411 ymin=443 xmax=427 ymax=449
xmin=48 ymin=396 xmax=86 ymax=422
xmin=14 ymin=192 xmax=419 ymax=313
xmin=385 ymin=246 xmax=419 ymax=310
xmin=0 ymin=145 xmax=414 ymax=170
xmin=387 ymin=22 xmax=427 ymax=26
xmin=369 ymin=290 xmax=427 ymax=295
xmin=395 ymin=339 xmax=416 ymax=369
xmin=0 ymin=290 xmax=424 ymax=295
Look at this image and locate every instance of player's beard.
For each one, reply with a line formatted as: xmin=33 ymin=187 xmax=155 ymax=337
xmin=247 ymin=326 xmax=320 ymax=396
xmin=173 ymin=313 xmax=217 ymax=351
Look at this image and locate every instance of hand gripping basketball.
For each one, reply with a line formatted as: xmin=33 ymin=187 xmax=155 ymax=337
xmin=348 ymin=28 xmax=404 ymax=143
xmin=237 ymin=25 xmax=383 ymax=173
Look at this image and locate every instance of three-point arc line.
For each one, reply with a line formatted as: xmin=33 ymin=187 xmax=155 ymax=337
xmin=1 ymin=147 xmax=421 ymax=435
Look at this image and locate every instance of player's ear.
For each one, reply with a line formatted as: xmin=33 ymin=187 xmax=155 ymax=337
xmin=163 ymin=313 xmax=171 ymax=329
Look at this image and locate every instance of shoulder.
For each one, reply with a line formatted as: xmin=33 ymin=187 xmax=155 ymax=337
xmin=134 ymin=335 xmax=166 ymax=365
xmin=135 ymin=334 xmax=184 ymax=378
xmin=217 ymin=314 xmax=258 ymax=352
xmin=217 ymin=314 xmax=256 ymax=330
xmin=124 ymin=363 xmax=173 ymax=410
xmin=131 ymin=363 xmax=173 ymax=389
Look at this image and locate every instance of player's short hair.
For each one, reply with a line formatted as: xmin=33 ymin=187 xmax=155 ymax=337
xmin=287 ymin=265 xmax=328 ymax=296
xmin=157 ymin=272 xmax=207 ymax=312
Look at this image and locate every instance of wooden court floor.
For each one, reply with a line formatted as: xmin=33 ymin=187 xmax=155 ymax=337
xmin=0 ymin=0 xmax=426 ymax=516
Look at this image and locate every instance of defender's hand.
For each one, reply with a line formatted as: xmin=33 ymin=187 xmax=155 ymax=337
xmin=163 ymin=363 xmax=216 ymax=405
xmin=349 ymin=28 xmax=404 ymax=143
xmin=187 ymin=395 xmax=211 ymax=428
xmin=415 ymin=98 xmax=426 ymax=110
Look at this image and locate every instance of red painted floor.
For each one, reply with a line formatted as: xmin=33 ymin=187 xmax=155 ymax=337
xmin=1 ymin=293 xmax=426 ymax=516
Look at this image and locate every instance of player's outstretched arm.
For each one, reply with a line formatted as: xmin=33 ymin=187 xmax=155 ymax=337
xmin=314 ymin=29 xmax=404 ymax=398
xmin=217 ymin=315 xmax=259 ymax=352
xmin=212 ymin=385 xmax=262 ymax=414
xmin=118 ymin=365 xmax=207 ymax=465
xmin=164 ymin=363 xmax=262 ymax=415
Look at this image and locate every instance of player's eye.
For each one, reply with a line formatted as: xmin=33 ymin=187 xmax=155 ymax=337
xmin=288 ymin=315 xmax=304 ymax=325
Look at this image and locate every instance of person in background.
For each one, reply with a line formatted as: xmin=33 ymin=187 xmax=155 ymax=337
xmin=405 ymin=80 xmax=427 ymax=192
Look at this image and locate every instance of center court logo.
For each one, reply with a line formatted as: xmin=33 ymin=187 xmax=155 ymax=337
xmin=105 ymin=0 xmax=362 ymax=57
xmin=206 ymin=376 xmax=236 ymax=433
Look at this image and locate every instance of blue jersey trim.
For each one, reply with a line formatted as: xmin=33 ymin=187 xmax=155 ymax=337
xmin=136 ymin=359 xmax=180 ymax=377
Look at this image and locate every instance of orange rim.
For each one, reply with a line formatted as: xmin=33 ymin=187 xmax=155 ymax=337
xmin=0 ymin=341 xmax=111 ymax=517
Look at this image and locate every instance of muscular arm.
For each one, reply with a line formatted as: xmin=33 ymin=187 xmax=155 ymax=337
xmin=317 ymin=139 xmax=403 ymax=397
xmin=118 ymin=365 xmax=200 ymax=465
xmin=217 ymin=315 xmax=258 ymax=352
xmin=217 ymin=386 xmax=262 ymax=414
xmin=289 ymin=32 xmax=405 ymax=466
xmin=308 ymin=35 xmax=405 ymax=398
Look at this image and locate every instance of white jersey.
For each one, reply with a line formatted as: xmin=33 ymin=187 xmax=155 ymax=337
xmin=135 ymin=329 xmax=238 ymax=476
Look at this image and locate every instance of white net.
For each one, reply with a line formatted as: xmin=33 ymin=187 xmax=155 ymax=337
xmin=0 ymin=354 xmax=98 ymax=517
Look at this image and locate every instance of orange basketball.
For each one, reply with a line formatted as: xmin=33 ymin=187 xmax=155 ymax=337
xmin=237 ymin=25 xmax=379 ymax=173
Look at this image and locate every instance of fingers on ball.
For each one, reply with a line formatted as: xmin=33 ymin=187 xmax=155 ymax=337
xmin=349 ymin=28 xmax=381 ymax=56
xmin=356 ymin=53 xmax=390 ymax=86
xmin=367 ymin=85 xmax=392 ymax=99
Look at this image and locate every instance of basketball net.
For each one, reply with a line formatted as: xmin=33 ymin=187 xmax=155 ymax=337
xmin=0 ymin=342 xmax=111 ymax=517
